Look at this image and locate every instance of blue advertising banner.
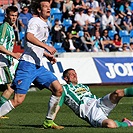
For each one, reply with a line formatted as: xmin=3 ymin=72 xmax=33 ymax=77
xmin=93 ymin=57 xmax=133 ymax=83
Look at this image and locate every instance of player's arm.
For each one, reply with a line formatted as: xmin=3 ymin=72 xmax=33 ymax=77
xmin=0 ymin=45 xmax=21 ymax=60
xmin=26 ymin=32 xmax=56 ymax=55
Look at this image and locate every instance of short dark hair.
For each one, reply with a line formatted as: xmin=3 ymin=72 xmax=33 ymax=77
xmin=30 ymin=0 xmax=50 ymax=15
xmin=6 ymin=6 xmax=18 ymax=15
xmin=63 ymin=68 xmax=75 ymax=79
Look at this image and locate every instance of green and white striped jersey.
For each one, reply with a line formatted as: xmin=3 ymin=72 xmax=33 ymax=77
xmin=59 ymin=83 xmax=98 ymax=117
xmin=0 ymin=22 xmax=15 ymax=67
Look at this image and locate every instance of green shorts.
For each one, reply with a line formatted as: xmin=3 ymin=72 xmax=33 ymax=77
xmin=0 ymin=66 xmax=12 ymax=84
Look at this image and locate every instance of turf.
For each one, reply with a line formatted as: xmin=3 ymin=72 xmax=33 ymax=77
xmin=0 ymin=85 xmax=133 ymax=133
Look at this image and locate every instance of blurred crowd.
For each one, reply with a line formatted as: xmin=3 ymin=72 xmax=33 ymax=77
xmin=1 ymin=0 xmax=133 ymax=52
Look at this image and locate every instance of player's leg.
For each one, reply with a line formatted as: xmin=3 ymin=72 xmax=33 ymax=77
xmin=33 ymin=67 xmax=63 ymax=129
xmin=0 ymin=66 xmax=14 ymax=106
xmin=109 ymin=87 xmax=133 ymax=104
xmin=102 ymin=118 xmax=132 ymax=128
xmin=43 ymin=80 xmax=64 ymax=129
xmin=0 ymin=93 xmax=26 ymax=117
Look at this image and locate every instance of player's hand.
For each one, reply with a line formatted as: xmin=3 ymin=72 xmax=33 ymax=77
xmin=46 ymin=54 xmax=57 ymax=64
xmin=13 ymin=52 xmax=22 ymax=60
xmin=46 ymin=45 xmax=56 ymax=55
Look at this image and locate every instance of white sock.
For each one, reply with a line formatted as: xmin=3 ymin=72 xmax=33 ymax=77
xmin=46 ymin=95 xmax=60 ymax=120
xmin=0 ymin=100 xmax=14 ymax=117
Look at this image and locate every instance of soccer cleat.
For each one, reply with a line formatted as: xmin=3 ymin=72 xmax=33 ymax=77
xmin=0 ymin=116 xmax=9 ymax=119
xmin=43 ymin=119 xmax=64 ymax=129
xmin=122 ymin=118 xmax=133 ymax=127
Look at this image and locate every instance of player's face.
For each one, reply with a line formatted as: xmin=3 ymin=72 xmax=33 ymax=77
xmin=8 ymin=11 xmax=18 ymax=24
xmin=67 ymin=70 xmax=78 ymax=85
xmin=39 ymin=1 xmax=50 ymax=19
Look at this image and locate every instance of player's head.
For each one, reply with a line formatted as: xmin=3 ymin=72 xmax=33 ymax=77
xmin=31 ymin=0 xmax=50 ymax=18
xmin=63 ymin=68 xmax=78 ymax=85
xmin=5 ymin=6 xmax=18 ymax=25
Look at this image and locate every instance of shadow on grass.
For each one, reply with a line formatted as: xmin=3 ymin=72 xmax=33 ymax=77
xmin=0 ymin=124 xmax=91 ymax=129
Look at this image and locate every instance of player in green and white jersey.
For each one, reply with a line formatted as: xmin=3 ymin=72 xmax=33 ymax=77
xmin=52 ymin=68 xmax=133 ymax=128
xmin=0 ymin=6 xmax=21 ymax=107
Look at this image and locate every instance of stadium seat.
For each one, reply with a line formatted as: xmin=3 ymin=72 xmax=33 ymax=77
xmin=19 ymin=31 xmax=25 ymax=40
xmin=54 ymin=42 xmax=66 ymax=53
xmin=63 ymin=19 xmax=72 ymax=31
xmin=50 ymin=8 xmax=62 ymax=20
xmin=78 ymin=31 xmax=84 ymax=37
xmin=130 ymin=30 xmax=133 ymax=38
xmin=108 ymin=30 xmax=117 ymax=40
xmin=0 ymin=13 xmax=5 ymax=24
xmin=119 ymin=30 xmax=130 ymax=44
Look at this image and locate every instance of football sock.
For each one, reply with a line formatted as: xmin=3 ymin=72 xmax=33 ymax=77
xmin=114 ymin=120 xmax=128 ymax=127
xmin=0 ymin=100 xmax=14 ymax=117
xmin=46 ymin=95 xmax=60 ymax=120
xmin=124 ymin=87 xmax=133 ymax=97
xmin=0 ymin=96 xmax=8 ymax=106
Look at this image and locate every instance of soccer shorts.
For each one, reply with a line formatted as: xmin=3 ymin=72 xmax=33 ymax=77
xmin=83 ymin=94 xmax=116 ymax=127
xmin=0 ymin=66 xmax=12 ymax=84
xmin=11 ymin=60 xmax=57 ymax=94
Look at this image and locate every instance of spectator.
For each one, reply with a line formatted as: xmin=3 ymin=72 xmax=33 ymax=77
xmin=101 ymin=29 xmax=115 ymax=52
xmin=129 ymin=42 xmax=133 ymax=51
xmin=112 ymin=33 xmax=123 ymax=51
xmin=62 ymin=33 xmax=78 ymax=52
xmin=91 ymin=30 xmax=103 ymax=52
xmin=89 ymin=20 xmax=102 ymax=36
xmin=98 ymin=0 xmax=106 ymax=17
xmin=67 ymin=20 xmax=80 ymax=48
xmin=114 ymin=12 xmax=123 ymax=32
xmin=122 ymin=43 xmax=131 ymax=52
xmin=62 ymin=0 xmax=74 ymax=20
xmin=80 ymin=25 xmax=94 ymax=52
xmin=101 ymin=9 xmax=115 ymax=31
xmin=51 ymin=0 xmax=64 ymax=11
xmin=12 ymin=0 xmax=21 ymax=13
xmin=87 ymin=0 xmax=100 ymax=13
xmin=18 ymin=6 xmax=33 ymax=32
xmin=74 ymin=8 xmax=88 ymax=30
xmin=50 ymin=18 xmax=66 ymax=44
xmin=122 ymin=11 xmax=133 ymax=32
xmin=119 ymin=1 xmax=132 ymax=18
xmin=86 ymin=8 xmax=95 ymax=30
xmin=72 ymin=0 xmax=86 ymax=14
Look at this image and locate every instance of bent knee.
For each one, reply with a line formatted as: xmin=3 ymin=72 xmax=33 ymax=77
xmin=115 ymin=89 xmax=125 ymax=97
xmin=102 ymin=119 xmax=117 ymax=128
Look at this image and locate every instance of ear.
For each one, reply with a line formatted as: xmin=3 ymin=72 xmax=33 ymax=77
xmin=37 ymin=8 xmax=41 ymax=13
xmin=64 ymin=77 xmax=68 ymax=82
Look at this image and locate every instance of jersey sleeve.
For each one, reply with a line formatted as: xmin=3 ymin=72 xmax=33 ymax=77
xmin=27 ymin=18 xmax=38 ymax=35
xmin=0 ymin=24 xmax=8 ymax=45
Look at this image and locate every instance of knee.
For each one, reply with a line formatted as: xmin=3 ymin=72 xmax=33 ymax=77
xmin=115 ymin=89 xmax=125 ymax=97
xmin=54 ymin=85 xmax=63 ymax=97
xmin=102 ymin=119 xmax=117 ymax=128
xmin=11 ymin=94 xmax=25 ymax=107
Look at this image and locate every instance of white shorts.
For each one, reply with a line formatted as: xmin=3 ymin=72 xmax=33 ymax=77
xmin=81 ymin=94 xmax=116 ymax=127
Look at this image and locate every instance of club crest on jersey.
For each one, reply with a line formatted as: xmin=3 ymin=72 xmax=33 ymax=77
xmin=17 ymin=80 xmax=22 ymax=85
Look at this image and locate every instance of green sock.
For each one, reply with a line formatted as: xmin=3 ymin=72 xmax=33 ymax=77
xmin=0 ymin=96 xmax=8 ymax=106
xmin=114 ymin=120 xmax=128 ymax=127
xmin=124 ymin=87 xmax=133 ymax=97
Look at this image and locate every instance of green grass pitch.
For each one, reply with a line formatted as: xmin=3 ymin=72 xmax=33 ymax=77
xmin=0 ymin=84 xmax=133 ymax=133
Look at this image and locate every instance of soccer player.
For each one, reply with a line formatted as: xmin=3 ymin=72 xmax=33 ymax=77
xmin=0 ymin=0 xmax=64 ymax=129
xmin=0 ymin=6 xmax=21 ymax=108
xmin=52 ymin=68 xmax=133 ymax=128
